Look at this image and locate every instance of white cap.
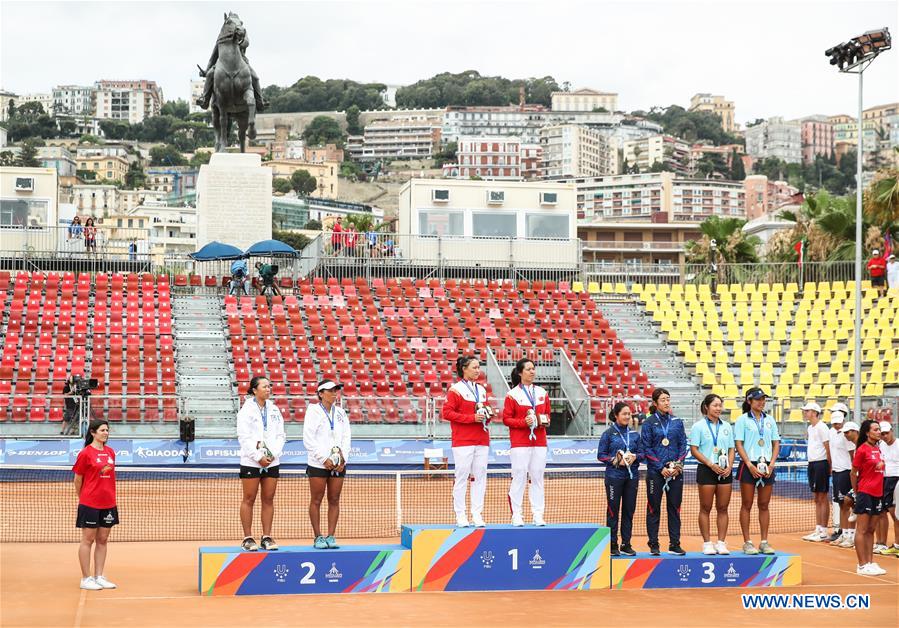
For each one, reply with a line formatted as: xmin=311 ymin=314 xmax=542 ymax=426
xmin=316 ymin=379 xmax=343 ymax=393
xmin=879 ymin=421 xmax=893 ymax=432
xmin=829 ymin=402 xmax=850 ymax=415
xmin=801 ymin=401 xmax=822 ymax=413
xmin=841 ymin=421 xmax=860 ymax=433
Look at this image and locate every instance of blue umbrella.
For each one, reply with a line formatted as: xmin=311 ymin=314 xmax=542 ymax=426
xmin=189 ymin=241 xmax=245 ymax=261
xmin=245 ymin=239 xmax=298 ymax=257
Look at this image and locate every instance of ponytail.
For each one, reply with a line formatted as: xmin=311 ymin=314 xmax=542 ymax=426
xmin=85 ymin=419 xmax=109 ymax=447
xmin=456 ymin=355 xmax=477 ymax=378
xmin=510 ymin=358 xmax=534 ymax=387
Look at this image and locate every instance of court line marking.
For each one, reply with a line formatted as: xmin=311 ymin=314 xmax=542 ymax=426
xmin=73 ymin=589 xmax=87 ymax=628
xmin=803 ymin=559 xmax=898 ymax=581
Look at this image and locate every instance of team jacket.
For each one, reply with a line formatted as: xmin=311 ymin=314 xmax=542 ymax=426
xmin=442 ymin=381 xmax=491 ymax=447
xmin=236 ymin=398 xmax=287 ymax=468
xmin=502 ymin=384 xmax=551 ymax=448
xmin=597 ymin=425 xmax=644 ymax=481
xmin=303 ymin=402 xmax=352 ymax=470
xmin=641 ymin=411 xmax=688 ymax=475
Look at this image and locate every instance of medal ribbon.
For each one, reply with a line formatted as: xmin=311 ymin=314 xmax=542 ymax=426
xmin=657 ymin=412 xmax=670 ymax=445
xmin=521 ymin=384 xmax=538 ymax=441
xmin=614 ymin=424 xmax=633 ymax=479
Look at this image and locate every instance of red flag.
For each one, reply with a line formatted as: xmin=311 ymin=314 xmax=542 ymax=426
xmin=794 ymin=240 xmax=804 ymax=267
xmin=883 ymin=232 xmax=893 ymax=260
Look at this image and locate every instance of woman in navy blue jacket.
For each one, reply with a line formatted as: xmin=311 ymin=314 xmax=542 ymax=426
xmin=598 ymin=402 xmax=644 ymax=556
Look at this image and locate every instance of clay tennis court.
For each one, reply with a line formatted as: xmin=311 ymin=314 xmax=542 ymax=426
xmin=1 ymin=469 xmax=896 ymax=626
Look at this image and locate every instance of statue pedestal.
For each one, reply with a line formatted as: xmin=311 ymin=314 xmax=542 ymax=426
xmin=196 ymin=153 xmax=272 ymax=250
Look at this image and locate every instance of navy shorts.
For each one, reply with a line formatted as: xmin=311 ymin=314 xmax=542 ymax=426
xmin=76 ymin=504 xmax=119 ymax=528
xmin=832 ymin=470 xmax=852 ymax=503
xmin=239 ymin=465 xmax=280 ymax=479
xmin=807 ymin=460 xmax=830 ymax=493
xmin=882 ymin=477 xmax=898 ymax=510
xmin=306 ymin=465 xmax=347 ymax=478
xmin=696 ymin=463 xmax=733 ymax=485
xmin=853 ymin=491 xmax=884 ymax=516
xmin=738 ymin=461 xmax=776 ymax=486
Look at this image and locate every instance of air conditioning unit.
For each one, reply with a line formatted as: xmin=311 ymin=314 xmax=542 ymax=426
xmin=15 ymin=177 xmax=35 ymax=192
xmin=540 ymin=192 xmax=558 ymax=205
xmin=487 ymin=190 xmax=505 ymax=204
xmin=431 ymin=189 xmax=450 ymax=202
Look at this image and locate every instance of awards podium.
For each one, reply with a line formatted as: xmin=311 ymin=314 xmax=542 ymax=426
xmin=198 ymin=526 xmax=800 ymax=595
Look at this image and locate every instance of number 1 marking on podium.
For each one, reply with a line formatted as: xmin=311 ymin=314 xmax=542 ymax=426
xmin=508 ymin=548 xmax=518 ymax=571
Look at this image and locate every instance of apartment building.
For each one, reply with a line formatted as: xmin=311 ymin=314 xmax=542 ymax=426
xmin=744 ymin=117 xmax=802 ymax=163
xmin=94 ymin=80 xmax=163 ymax=124
xmin=442 ymin=136 xmax=522 ymax=179
xmin=52 ymin=85 xmax=95 ymax=116
xmin=551 ymin=88 xmax=618 ymax=113
xmin=77 ymin=155 xmax=130 ymax=183
xmin=349 ymin=114 xmax=442 ymax=161
xmin=689 ymin=93 xmax=736 ymax=133
xmin=622 ymin=135 xmax=690 ymax=174
xmin=540 ymin=125 xmax=618 ymax=178
xmin=800 ymin=115 xmax=835 ymax=164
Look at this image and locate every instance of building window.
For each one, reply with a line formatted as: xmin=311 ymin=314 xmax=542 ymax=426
xmin=473 ymin=212 xmax=517 ymax=238
xmin=418 ymin=209 xmax=463 ymax=236
xmin=0 ymin=198 xmax=50 ymax=227
xmin=526 ymin=213 xmax=569 ymax=239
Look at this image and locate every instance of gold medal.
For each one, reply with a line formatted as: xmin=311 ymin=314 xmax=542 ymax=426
xmin=713 ymin=447 xmax=720 ymax=454
xmin=758 ymin=439 xmax=764 ymax=446
xmin=661 ymin=438 xmax=670 ymax=446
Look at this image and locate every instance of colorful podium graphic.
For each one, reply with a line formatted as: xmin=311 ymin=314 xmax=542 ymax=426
xmin=199 ymin=545 xmax=412 ymax=595
xmin=403 ymin=524 xmax=611 ymax=592
xmin=611 ymin=553 xmax=801 ymax=589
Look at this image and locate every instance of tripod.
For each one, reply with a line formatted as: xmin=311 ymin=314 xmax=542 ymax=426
xmin=61 ymin=394 xmax=96 ymax=437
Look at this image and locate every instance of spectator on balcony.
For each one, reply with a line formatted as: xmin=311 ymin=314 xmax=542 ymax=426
xmin=68 ymin=216 xmax=83 ymax=240
xmin=887 ymin=254 xmax=898 ymax=292
xmin=366 ymin=229 xmax=378 ymax=257
xmin=344 ymin=224 xmax=358 ymax=257
xmin=330 ymin=216 xmax=343 ymax=254
xmin=128 ymin=239 xmax=137 ymax=261
xmin=84 ymin=218 xmax=97 ymax=255
xmin=867 ymin=248 xmax=887 ymax=295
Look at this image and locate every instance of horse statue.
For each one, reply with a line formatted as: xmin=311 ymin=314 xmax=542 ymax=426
xmin=196 ymin=12 xmax=266 ymax=152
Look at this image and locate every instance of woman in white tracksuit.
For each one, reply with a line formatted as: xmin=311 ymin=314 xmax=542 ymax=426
xmin=503 ymin=358 xmax=550 ymax=527
xmin=303 ymin=379 xmax=351 ymax=550
xmin=236 ymin=375 xmax=286 ymax=551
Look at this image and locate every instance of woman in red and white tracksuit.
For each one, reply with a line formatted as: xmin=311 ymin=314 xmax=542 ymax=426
xmin=442 ymin=355 xmax=492 ymax=528
xmin=503 ymin=358 xmax=551 ymax=527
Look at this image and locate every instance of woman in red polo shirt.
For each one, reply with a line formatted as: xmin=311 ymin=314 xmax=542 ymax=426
xmin=442 ymin=355 xmax=492 ymax=528
xmin=72 ymin=419 xmax=119 ymax=590
xmin=503 ymin=358 xmax=551 ymax=527
xmin=850 ymin=419 xmax=887 ymax=576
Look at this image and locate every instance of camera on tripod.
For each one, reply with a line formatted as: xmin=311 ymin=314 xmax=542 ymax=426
xmin=72 ymin=376 xmax=99 ymax=396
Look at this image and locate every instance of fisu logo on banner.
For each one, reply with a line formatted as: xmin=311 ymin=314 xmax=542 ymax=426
xmin=273 ymin=564 xmax=289 ymax=583
xmin=480 ymin=551 xmax=495 ymax=568
xmin=677 ymin=564 xmax=691 ymax=582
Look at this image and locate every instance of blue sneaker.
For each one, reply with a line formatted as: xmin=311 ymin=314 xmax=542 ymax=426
xmin=313 ymin=536 xmax=328 ymax=549
xmin=325 ymin=535 xmax=339 ymax=549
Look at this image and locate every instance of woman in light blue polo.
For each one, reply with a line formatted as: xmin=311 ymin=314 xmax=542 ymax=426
xmin=689 ymin=393 xmax=735 ymax=555
xmin=734 ymin=387 xmax=781 ymax=555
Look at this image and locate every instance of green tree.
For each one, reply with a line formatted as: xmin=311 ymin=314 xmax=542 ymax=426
xmin=99 ymin=120 xmax=132 ymax=140
xmin=631 ymin=105 xmax=743 ymax=146
xmin=685 ymin=216 xmax=761 ymax=264
xmin=78 ymin=134 xmax=103 ymax=145
xmin=57 ymin=119 xmax=78 ymax=137
xmin=272 ymin=229 xmax=311 ymax=252
xmin=265 ymin=76 xmax=387 ymax=113
xmin=864 ymin=153 xmax=899 ymax=224
xmin=302 ymin=115 xmax=345 ymax=147
xmin=304 ymin=219 xmax=322 ymax=230
xmin=17 ymin=140 xmax=41 ymax=167
xmin=290 ymin=169 xmax=317 ymax=195
xmin=0 ymin=151 xmax=16 ymax=166
xmin=730 ymin=149 xmax=746 ymax=180
xmin=272 ymin=177 xmax=293 ymax=194
xmin=189 ymin=151 xmax=212 ymax=167
xmin=395 ymin=71 xmax=561 ymax=108
xmin=345 ymin=104 xmax=362 ymax=135
xmin=342 ymin=213 xmax=382 ymax=233
xmin=123 ymin=161 xmax=147 ymax=189
xmin=160 ymin=99 xmax=190 ymax=119
xmin=433 ymin=141 xmax=457 ymax=167
xmin=149 ymin=144 xmax=187 ymax=166
xmin=339 ymin=160 xmax=363 ymax=180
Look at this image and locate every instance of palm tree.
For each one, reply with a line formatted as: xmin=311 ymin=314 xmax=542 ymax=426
xmin=685 ymin=216 xmax=761 ymax=265
xmin=864 ymin=150 xmax=899 ymax=225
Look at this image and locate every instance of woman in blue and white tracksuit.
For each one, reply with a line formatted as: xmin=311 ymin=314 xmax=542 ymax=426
xmin=598 ymin=402 xmax=643 ymax=556
xmin=236 ymin=375 xmax=287 ymax=552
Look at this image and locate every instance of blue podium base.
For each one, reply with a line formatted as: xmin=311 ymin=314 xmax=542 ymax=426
xmin=199 ymin=544 xmax=412 ymax=595
xmin=404 ymin=524 xmax=612 ymax=591
xmin=611 ymin=552 xmax=801 ymax=588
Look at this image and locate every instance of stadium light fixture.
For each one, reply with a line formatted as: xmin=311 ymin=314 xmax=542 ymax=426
xmin=824 ymin=27 xmax=891 ymax=422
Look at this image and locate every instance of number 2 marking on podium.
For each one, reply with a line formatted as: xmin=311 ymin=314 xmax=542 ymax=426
xmin=508 ymin=548 xmax=518 ymax=571
xmin=701 ymin=562 xmax=715 ymax=583
xmin=300 ymin=561 xmax=316 ymax=584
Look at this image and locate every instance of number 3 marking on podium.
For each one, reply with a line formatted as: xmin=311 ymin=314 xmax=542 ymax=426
xmin=508 ymin=548 xmax=518 ymax=571
xmin=701 ymin=562 xmax=715 ymax=583
xmin=300 ymin=561 xmax=316 ymax=584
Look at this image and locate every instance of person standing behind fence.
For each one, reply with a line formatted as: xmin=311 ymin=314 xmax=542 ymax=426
xmin=330 ymin=217 xmax=343 ymax=254
xmin=801 ymin=401 xmax=832 ymax=542
xmin=229 ymin=259 xmax=251 ymax=296
xmin=875 ymin=421 xmax=899 ymax=556
xmin=72 ymin=419 xmax=118 ymax=591
xmin=598 ymin=402 xmax=643 ymax=556
xmin=734 ymin=387 xmax=780 ymax=555
xmin=689 ymin=394 xmax=735 ymax=555
xmin=850 ymin=420 xmax=887 ymax=575
xmin=236 ymin=375 xmax=286 ymax=552
xmin=442 ymin=355 xmax=492 ymax=528
xmin=503 ymin=359 xmax=551 ymax=527
xmin=84 ymin=218 xmax=97 ymax=255
xmin=641 ymin=388 xmax=687 ymax=556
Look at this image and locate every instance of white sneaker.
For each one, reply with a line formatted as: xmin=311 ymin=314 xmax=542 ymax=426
xmin=802 ymin=530 xmax=821 ymax=541
xmin=702 ymin=541 xmax=717 ymax=555
xmin=471 ymin=514 xmax=486 ymax=528
xmin=872 ymin=544 xmax=888 ymax=555
xmin=94 ymin=575 xmax=116 ymax=589
xmin=533 ymin=516 xmax=546 ymax=527
xmin=865 ymin=562 xmax=887 ymax=576
xmin=455 ymin=516 xmax=470 ymax=528
xmin=80 ymin=577 xmax=102 ymax=591
xmin=838 ymin=537 xmax=855 ymax=548
xmin=511 ymin=514 xmax=525 ymax=527
xmin=715 ymin=541 xmax=730 ymax=555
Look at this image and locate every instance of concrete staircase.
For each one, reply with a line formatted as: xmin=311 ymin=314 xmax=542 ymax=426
xmin=598 ymin=298 xmax=703 ymax=422
xmin=173 ymin=295 xmax=237 ymax=436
